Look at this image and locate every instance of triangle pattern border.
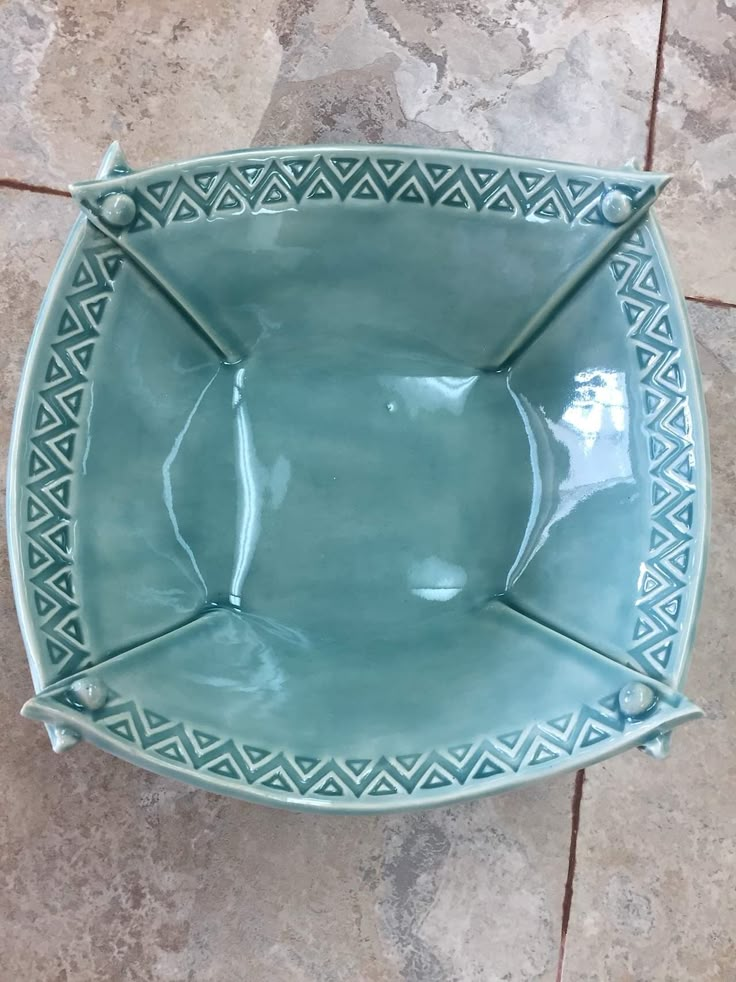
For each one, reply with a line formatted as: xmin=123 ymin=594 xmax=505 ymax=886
xmin=609 ymin=227 xmax=699 ymax=683
xmin=21 ymin=228 xmax=124 ymax=681
xmin=47 ymin=685 xmax=688 ymax=802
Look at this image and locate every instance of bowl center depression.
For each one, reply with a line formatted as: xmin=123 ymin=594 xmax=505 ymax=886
xmin=174 ymin=336 xmax=536 ymax=645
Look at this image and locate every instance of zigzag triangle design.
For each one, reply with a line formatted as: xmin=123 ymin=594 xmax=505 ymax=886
xmin=23 ymin=231 xmax=123 ymax=681
xmin=610 ymin=227 xmax=697 ymax=682
xmin=115 ymin=154 xmax=657 ymax=231
xmin=47 ymin=684 xmax=673 ymax=802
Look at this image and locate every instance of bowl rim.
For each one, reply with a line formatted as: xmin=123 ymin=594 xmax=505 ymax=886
xmin=8 ymin=143 xmax=710 ymax=812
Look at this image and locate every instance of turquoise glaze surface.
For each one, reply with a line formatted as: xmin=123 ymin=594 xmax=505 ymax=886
xmin=9 ymin=143 xmax=709 ymax=811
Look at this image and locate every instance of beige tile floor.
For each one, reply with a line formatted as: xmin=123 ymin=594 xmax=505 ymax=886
xmin=0 ymin=2 xmax=733 ymax=980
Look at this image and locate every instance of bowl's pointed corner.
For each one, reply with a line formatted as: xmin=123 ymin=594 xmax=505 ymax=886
xmin=68 ymin=141 xmax=133 ymax=203
xmin=96 ymin=140 xmax=132 ymax=179
xmin=21 ymin=691 xmax=84 ymax=753
xmin=638 ymin=694 xmax=703 ymax=759
xmin=20 ymin=688 xmax=60 ymax=723
xmin=650 ymin=171 xmax=673 ymax=195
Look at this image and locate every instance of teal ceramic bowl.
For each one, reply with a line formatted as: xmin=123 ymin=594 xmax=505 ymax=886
xmin=9 ymin=144 xmax=708 ymax=812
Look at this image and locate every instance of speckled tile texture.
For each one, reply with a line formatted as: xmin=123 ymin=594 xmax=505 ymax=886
xmin=651 ymin=0 xmax=736 ymax=303
xmin=562 ymin=305 xmax=736 ymax=982
xmin=253 ymin=0 xmax=661 ymax=164
xmin=2 ymin=0 xmax=662 ymax=185
xmin=1 ymin=1 xmax=735 ymax=980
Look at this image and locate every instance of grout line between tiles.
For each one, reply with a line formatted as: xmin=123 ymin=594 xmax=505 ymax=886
xmin=555 ymin=769 xmax=585 ymax=982
xmin=644 ymin=0 xmax=669 ymax=171
xmin=686 ymin=294 xmax=736 ymax=311
xmin=0 ymin=177 xmax=70 ymax=198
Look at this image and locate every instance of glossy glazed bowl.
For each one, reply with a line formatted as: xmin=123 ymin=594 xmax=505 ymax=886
xmin=9 ymin=144 xmax=708 ymax=812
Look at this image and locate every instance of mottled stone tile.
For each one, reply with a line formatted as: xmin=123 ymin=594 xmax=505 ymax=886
xmin=257 ymin=0 xmax=661 ymax=165
xmin=0 ymin=190 xmax=573 ymax=981
xmin=562 ymin=303 xmax=736 ymax=982
xmin=688 ymin=299 xmax=736 ymax=375
xmin=652 ymin=0 xmax=736 ymax=302
xmin=2 ymin=0 xmax=660 ymax=187
xmin=376 ymin=791 xmax=573 ymax=982
xmin=0 ymin=192 xmax=76 ymax=452
xmin=179 ymin=785 xmax=573 ymax=982
xmin=0 ymin=0 xmax=283 ymax=185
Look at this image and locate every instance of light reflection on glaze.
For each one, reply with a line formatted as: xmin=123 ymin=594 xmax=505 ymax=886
xmin=508 ymin=368 xmax=633 ymax=585
xmin=244 ymin=611 xmax=311 ymax=648
xmin=409 ymin=556 xmax=468 ymax=602
xmin=379 ymin=374 xmax=479 ymax=418
xmin=269 ymin=454 xmax=291 ymax=509
xmin=162 ymin=370 xmax=220 ymax=594
xmin=81 ymin=381 xmax=94 ymax=476
xmin=163 ymin=365 xmax=526 ymax=627
xmin=505 ymin=377 xmax=543 ymax=591
xmin=379 ymin=375 xmax=479 ymax=602
xmin=183 ymin=612 xmax=289 ymax=701
xmin=230 ymin=367 xmax=262 ymax=609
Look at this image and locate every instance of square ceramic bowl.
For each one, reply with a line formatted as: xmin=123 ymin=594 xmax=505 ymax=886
xmin=9 ymin=143 xmax=708 ymax=811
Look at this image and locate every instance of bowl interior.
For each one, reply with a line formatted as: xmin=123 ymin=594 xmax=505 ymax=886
xmin=67 ymin=198 xmax=645 ymax=756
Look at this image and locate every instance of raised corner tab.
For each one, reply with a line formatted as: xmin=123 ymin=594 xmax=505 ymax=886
xmin=49 ymin=725 xmax=81 ymax=753
xmin=67 ymin=142 xmax=132 ymax=198
xmin=22 ymin=689 xmax=84 ymax=751
xmin=622 ymin=171 xmax=670 ymax=212
xmin=645 ymin=171 xmax=672 ymax=195
xmin=96 ymin=141 xmax=132 ymax=179
xmin=639 ymin=731 xmax=671 ymax=758
xmin=22 ymin=688 xmax=84 ymax=753
xmin=20 ymin=693 xmax=41 ymax=721
xmin=68 ymin=142 xmax=135 ymax=228
xmin=640 ymin=690 xmax=703 ymax=758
